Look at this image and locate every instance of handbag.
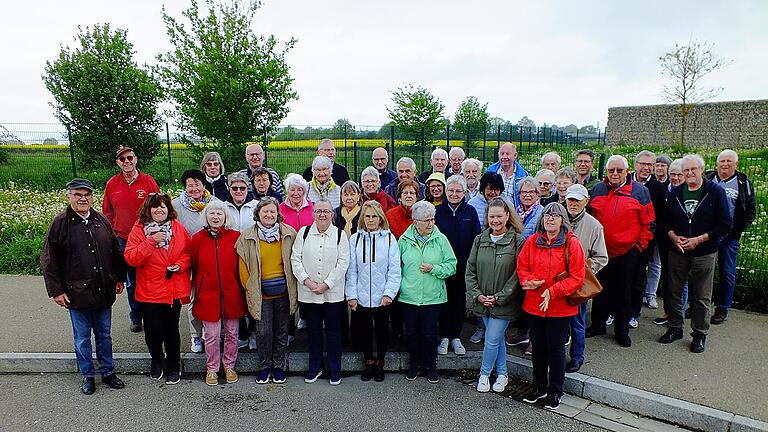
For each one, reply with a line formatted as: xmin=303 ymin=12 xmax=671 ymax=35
xmin=554 ymin=237 xmax=603 ymax=306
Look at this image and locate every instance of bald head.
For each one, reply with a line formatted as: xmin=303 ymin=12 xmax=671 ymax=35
xmin=372 ymin=147 xmax=388 ymax=171
xmin=245 ymin=144 xmax=265 ymax=170
xmin=498 ymin=143 xmax=518 ymax=171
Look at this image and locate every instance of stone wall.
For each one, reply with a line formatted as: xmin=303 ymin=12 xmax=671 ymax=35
xmin=606 ymin=100 xmax=768 ymax=148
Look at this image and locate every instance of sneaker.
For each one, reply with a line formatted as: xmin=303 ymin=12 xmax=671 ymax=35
xmin=329 ymin=374 xmax=342 ymax=386
xmin=469 ymin=328 xmax=484 ymax=344
xmin=237 ymin=339 xmax=248 ymax=349
xmin=130 ymin=322 xmax=142 ymax=333
xmin=647 ymin=296 xmax=659 ymax=309
xmin=297 ymin=318 xmax=307 ymax=330
xmin=690 ymin=332 xmax=707 ymax=353
xmin=287 ymin=335 xmax=295 ymax=346
xmin=272 ymin=368 xmax=287 ymax=384
xmin=437 ymin=338 xmax=449 ymax=355
xmin=492 ymin=375 xmax=508 ymax=393
xmin=101 ymin=374 xmax=125 ymax=389
xmin=605 ymin=315 xmax=614 ymax=326
xmin=476 ymin=375 xmax=490 ymax=392
xmin=427 ymin=369 xmax=439 ymax=384
xmin=405 ymin=367 xmax=419 ymax=381
xmin=224 ymin=368 xmax=238 ymax=384
xmin=616 ymin=334 xmax=632 ymax=348
xmin=585 ymin=326 xmax=606 ymax=338
xmin=522 ymin=389 xmax=547 ymax=404
xmin=629 ymin=317 xmax=639 ymax=329
xmin=505 ymin=332 xmax=530 ymax=347
xmin=165 ymin=370 xmax=181 ymax=385
xmin=361 ymin=360 xmax=374 ymax=382
xmin=524 ymin=342 xmax=532 ymax=356
xmin=543 ymin=393 xmax=562 ymax=410
xmin=190 ymin=337 xmax=203 ymax=353
xmin=248 ymin=334 xmax=258 ymax=350
xmin=565 ymin=334 xmax=571 ymax=346
xmin=565 ymin=359 xmax=582 ymax=373
xmin=149 ymin=359 xmax=163 ymax=380
xmin=304 ymin=370 xmax=322 ymax=384
xmin=711 ymin=307 xmax=728 ymax=325
xmin=205 ymin=371 xmax=218 ymax=386
xmin=255 ymin=368 xmax=272 ymax=384
xmin=653 ymin=316 xmax=669 ymax=326
xmin=373 ymin=361 xmax=385 ymax=382
xmin=451 ymin=338 xmax=466 ymax=355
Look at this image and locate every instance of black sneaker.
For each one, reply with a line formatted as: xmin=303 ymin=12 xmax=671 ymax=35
xmin=361 ymin=362 xmax=374 ymax=382
xmin=165 ymin=370 xmax=181 ymax=385
xmin=616 ymin=334 xmax=632 ymax=348
xmin=373 ymin=362 xmax=385 ymax=382
xmin=80 ymin=377 xmax=96 ymax=395
xmin=101 ymin=374 xmax=125 ymax=389
xmin=585 ymin=326 xmax=606 ymax=338
xmin=405 ymin=367 xmax=419 ymax=381
xmin=150 ymin=359 xmax=163 ymax=380
xmin=522 ymin=389 xmax=547 ymax=404
xmin=652 ymin=317 xmax=669 ymax=325
xmin=565 ymin=359 xmax=582 ymax=373
xmin=427 ymin=369 xmax=439 ymax=384
xmin=543 ymin=393 xmax=562 ymax=410
xmin=710 ymin=308 xmax=728 ymax=325
xmin=690 ymin=332 xmax=707 ymax=353
xmin=658 ymin=328 xmax=683 ymax=344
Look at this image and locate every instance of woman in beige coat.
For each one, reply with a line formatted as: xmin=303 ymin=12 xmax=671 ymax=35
xmin=236 ymin=197 xmax=298 ymax=385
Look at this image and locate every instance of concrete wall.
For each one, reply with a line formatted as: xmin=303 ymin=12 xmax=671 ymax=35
xmin=606 ymin=100 xmax=768 ymax=148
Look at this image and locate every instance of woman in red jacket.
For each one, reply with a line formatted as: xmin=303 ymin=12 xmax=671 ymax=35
xmin=516 ymin=202 xmax=585 ymax=411
xmin=190 ymin=200 xmax=247 ymax=386
xmin=124 ymin=193 xmax=191 ymax=385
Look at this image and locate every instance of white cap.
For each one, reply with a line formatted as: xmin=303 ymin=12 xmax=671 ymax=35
xmin=565 ymin=184 xmax=589 ymax=201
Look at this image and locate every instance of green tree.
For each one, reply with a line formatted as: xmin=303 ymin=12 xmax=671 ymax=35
xmin=386 ymin=84 xmax=446 ymax=146
xmin=517 ymin=116 xmax=536 ymax=129
xmin=332 ymin=118 xmax=354 ymax=139
xmin=453 ymin=96 xmax=489 ymax=141
xmin=157 ymin=0 xmax=298 ymax=167
xmin=42 ymin=24 xmax=163 ymax=169
xmin=659 ymin=39 xmax=729 ymax=151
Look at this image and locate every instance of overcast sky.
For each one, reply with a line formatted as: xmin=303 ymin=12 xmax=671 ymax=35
xmin=1 ymin=0 xmax=766 ymax=130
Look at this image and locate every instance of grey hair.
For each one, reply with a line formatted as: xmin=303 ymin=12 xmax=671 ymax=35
xmin=253 ymin=196 xmax=283 ymax=224
xmin=203 ymin=199 xmax=234 ymax=230
xmin=718 ymin=149 xmax=739 ymax=163
xmin=656 ymin=155 xmax=672 ymax=166
xmin=462 ymin=158 xmax=483 ymax=172
xmin=445 ymin=175 xmax=467 ymax=191
xmin=535 ymin=202 xmax=571 ymax=235
xmin=200 ymin=151 xmax=225 ymax=174
xmin=682 ymin=154 xmax=706 ymax=170
xmin=431 ymin=148 xmax=448 ymax=160
xmin=397 ymin=157 xmax=417 ymax=171
xmin=360 ymin=166 xmax=380 ymax=185
xmin=634 ymin=150 xmax=656 ymax=164
xmin=312 ymin=155 xmax=334 ymax=172
xmin=410 ymin=200 xmax=436 ymax=221
xmin=535 ymin=169 xmax=556 ymax=183
xmin=340 ymin=180 xmax=362 ymax=196
xmin=313 ymin=197 xmax=333 ymax=210
xmin=284 ymin=173 xmax=309 ymax=194
xmin=517 ymin=176 xmax=539 ymax=196
xmin=555 ymin=167 xmax=578 ymax=183
xmin=541 ymin=151 xmax=561 ymax=166
xmin=669 ymin=158 xmax=684 ymax=173
xmin=227 ymin=172 xmax=250 ymax=188
xmin=606 ymin=155 xmax=629 ymax=169
xmin=318 ymin=138 xmax=334 ymax=149
xmin=449 ymin=147 xmax=465 ymax=158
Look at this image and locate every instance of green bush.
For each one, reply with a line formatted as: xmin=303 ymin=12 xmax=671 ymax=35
xmin=0 ymin=222 xmax=47 ymax=274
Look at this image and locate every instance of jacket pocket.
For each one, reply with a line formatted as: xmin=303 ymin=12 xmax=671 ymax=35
xmin=65 ymin=279 xmax=96 ymax=309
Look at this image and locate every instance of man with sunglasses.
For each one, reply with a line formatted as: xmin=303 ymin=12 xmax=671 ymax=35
xmin=586 ymin=155 xmax=655 ymax=348
xmin=102 ymin=146 xmax=160 ymax=333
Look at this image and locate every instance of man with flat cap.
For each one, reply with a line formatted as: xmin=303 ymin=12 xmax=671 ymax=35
xmin=42 ymin=179 xmax=127 ymax=395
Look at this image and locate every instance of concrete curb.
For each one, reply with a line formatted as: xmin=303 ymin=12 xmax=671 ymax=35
xmin=1 ymin=351 xmax=766 ymax=432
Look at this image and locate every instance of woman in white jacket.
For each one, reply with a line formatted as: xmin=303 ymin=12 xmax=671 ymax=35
xmin=346 ymin=201 xmax=401 ymax=382
xmin=291 ymin=198 xmax=350 ymax=385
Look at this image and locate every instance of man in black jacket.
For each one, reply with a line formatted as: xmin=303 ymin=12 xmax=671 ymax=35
xmin=658 ymin=155 xmax=732 ymax=353
xmin=41 ymin=179 xmax=127 ymax=395
xmin=302 ymin=139 xmax=351 ymax=185
xmin=705 ymin=149 xmax=757 ymax=325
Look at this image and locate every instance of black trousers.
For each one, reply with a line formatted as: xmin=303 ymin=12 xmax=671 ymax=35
xmin=592 ymin=248 xmax=642 ymax=338
xmin=402 ymin=303 xmax=441 ymax=371
xmin=528 ymin=314 xmax=571 ymax=396
xmin=353 ymin=305 xmax=391 ymax=361
xmin=439 ymin=278 xmax=465 ymax=340
xmin=140 ymin=300 xmax=182 ymax=372
xmin=390 ymin=296 xmax=405 ymax=337
xmin=631 ymin=240 xmax=655 ymax=317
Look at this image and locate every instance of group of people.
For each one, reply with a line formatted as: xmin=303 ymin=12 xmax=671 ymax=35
xmin=42 ymin=139 xmax=755 ymax=411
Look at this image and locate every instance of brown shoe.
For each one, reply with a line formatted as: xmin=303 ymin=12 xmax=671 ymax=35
xmin=225 ymin=368 xmax=239 ymax=384
xmin=710 ymin=308 xmax=728 ymax=325
xmin=205 ymin=371 xmax=218 ymax=386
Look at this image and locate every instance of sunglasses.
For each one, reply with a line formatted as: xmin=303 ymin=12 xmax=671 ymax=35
xmin=118 ymin=155 xmax=135 ymax=162
xmin=230 ymin=186 xmax=247 ymax=191
xmin=149 ymin=192 xmax=168 ymax=197
xmin=607 ymin=168 xmax=625 ymax=173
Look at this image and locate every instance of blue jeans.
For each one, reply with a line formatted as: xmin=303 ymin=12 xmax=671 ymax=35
xmin=569 ymin=302 xmax=588 ymax=364
xmin=70 ymin=307 xmax=114 ymax=378
xmin=645 ymin=245 xmax=662 ymax=299
xmin=715 ymin=237 xmax=740 ymax=310
xmin=480 ymin=316 xmax=509 ymax=376
xmin=116 ymin=237 xmax=141 ymax=323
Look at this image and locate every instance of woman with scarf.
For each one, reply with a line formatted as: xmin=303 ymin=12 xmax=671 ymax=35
xmin=172 ymin=169 xmax=218 ymax=354
xmin=190 ymin=201 xmax=246 ymax=386
xmin=360 ymin=166 xmax=396 ymax=212
xmin=517 ymin=203 xmax=585 ymax=411
xmin=517 ymin=177 xmax=544 ymax=239
xmin=307 ymin=156 xmax=341 ymax=208
xmin=386 ymin=180 xmax=419 ymax=239
xmin=279 ymin=174 xmax=314 ymax=232
xmin=333 ymin=181 xmax=363 ymax=238
xmin=236 ymin=197 xmax=298 ymax=385
xmin=124 ymin=193 xmax=191 ymax=385
xmin=200 ymin=152 xmax=230 ymax=202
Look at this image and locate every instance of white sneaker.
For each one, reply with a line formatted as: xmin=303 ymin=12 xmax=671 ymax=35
xmin=191 ymin=337 xmax=203 ymax=353
xmin=297 ymin=318 xmax=307 ymax=330
xmin=451 ymin=338 xmax=466 ymax=356
xmin=647 ymin=297 xmax=659 ymax=309
xmin=237 ymin=339 xmax=248 ymax=349
xmin=287 ymin=335 xmax=295 ymax=346
xmin=492 ymin=375 xmax=508 ymax=392
xmin=437 ymin=338 xmax=449 ymax=355
xmin=476 ymin=375 xmax=490 ymax=392
xmin=565 ymin=335 xmax=571 ymax=347
xmin=248 ymin=334 xmax=258 ymax=350
xmin=469 ymin=328 xmax=484 ymax=344
xmin=629 ymin=317 xmax=639 ymax=328
xmin=605 ymin=315 xmax=614 ymax=326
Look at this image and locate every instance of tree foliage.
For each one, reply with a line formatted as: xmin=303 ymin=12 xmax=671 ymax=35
xmin=453 ymin=96 xmax=489 ymax=139
xmin=42 ymin=24 xmax=163 ymax=169
xmin=157 ymin=0 xmax=297 ymax=167
xmin=386 ymin=84 xmax=446 ymax=145
xmin=517 ymin=116 xmax=536 ymax=129
xmin=659 ymin=39 xmax=730 ymax=150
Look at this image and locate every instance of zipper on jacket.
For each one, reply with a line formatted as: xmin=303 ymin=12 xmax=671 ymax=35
xmin=215 ymin=237 xmax=224 ymax=319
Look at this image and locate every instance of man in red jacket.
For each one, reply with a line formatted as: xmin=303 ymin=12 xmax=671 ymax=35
xmin=102 ymin=146 xmax=160 ymax=332
xmin=586 ymin=155 xmax=655 ymax=348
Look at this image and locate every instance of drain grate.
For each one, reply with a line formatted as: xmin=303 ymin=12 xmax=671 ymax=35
xmin=456 ymin=369 xmax=535 ymax=399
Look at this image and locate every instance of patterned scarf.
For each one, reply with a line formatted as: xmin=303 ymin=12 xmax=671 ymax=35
xmin=144 ymin=221 xmax=172 ymax=249
xmin=312 ymin=178 xmax=337 ymax=197
xmin=517 ymin=201 xmax=540 ymax=224
xmin=341 ymin=205 xmax=360 ymax=239
xmin=257 ymin=222 xmax=280 ymax=243
xmin=179 ymin=189 xmax=212 ymax=212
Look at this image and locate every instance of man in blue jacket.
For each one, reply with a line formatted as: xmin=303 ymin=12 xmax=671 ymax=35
xmin=659 ymin=155 xmax=732 ymax=353
xmin=486 ymin=143 xmax=528 ymax=208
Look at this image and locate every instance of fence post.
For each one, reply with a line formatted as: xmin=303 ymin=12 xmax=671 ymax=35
xmin=598 ymin=153 xmax=606 ymax=179
xmin=446 ymin=123 xmax=451 ymax=149
xmin=165 ymin=123 xmax=172 ymax=184
xmin=353 ymin=140 xmax=358 ymax=181
xmin=482 ymin=124 xmax=487 ymax=162
xmin=390 ymin=125 xmax=396 ymax=170
xmin=420 ymin=127 xmax=426 ymax=172
xmin=495 ymin=125 xmax=501 ymax=163
xmin=66 ymin=125 xmax=77 ymax=178
xmin=465 ymin=125 xmax=471 ymax=158
xmin=344 ymin=124 xmax=348 ymax=167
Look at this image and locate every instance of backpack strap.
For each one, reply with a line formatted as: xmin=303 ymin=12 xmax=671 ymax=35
xmin=302 ymin=226 xmax=310 ymax=242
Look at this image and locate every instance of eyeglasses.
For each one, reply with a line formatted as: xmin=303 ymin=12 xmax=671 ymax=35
xmin=607 ymin=168 xmax=625 ymax=173
xmin=362 ymin=179 xmax=378 ymax=184
xmin=401 ymin=190 xmax=417 ymax=196
xmin=415 ymin=218 xmax=435 ymax=223
xmin=148 ymin=192 xmax=168 ymax=197
xmin=204 ymin=161 xmax=220 ymax=167
xmin=538 ymin=181 xmax=552 ymax=187
xmin=117 ymin=155 xmax=135 ymax=162
xmin=70 ymin=192 xmax=93 ymax=199
xmin=246 ymin=152 xmax=263 ymax=157
xmin=520 ymin=190 xmax=537 ymax=196
xmin=313 ymin=209 xmax=332 ymax=215
xmin=230 ymin=186 xmax=247 ymax=191
xmin=575 ymin=159 xmax=592 ymax=164
xmin=446 ymin=189 xmax=464 ymax=194
xmin=636 ymin=162 xmax=653 ymax=167
xmin=542 ymin=214 xmax=561 ymax=221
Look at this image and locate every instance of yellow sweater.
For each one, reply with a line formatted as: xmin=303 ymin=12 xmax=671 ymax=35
xmin=259 ymin=240 xmax=285 ymax=280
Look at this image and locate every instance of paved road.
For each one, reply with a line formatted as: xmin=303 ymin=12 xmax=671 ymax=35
xmin=0 ymin=373 xmax=606 ymax=432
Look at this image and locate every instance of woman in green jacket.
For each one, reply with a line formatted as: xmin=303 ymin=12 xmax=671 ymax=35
xmin=398 ymin=201 xmax=457 ymax=384
xmin=466 ymin=198 xmax=525 ymax=393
